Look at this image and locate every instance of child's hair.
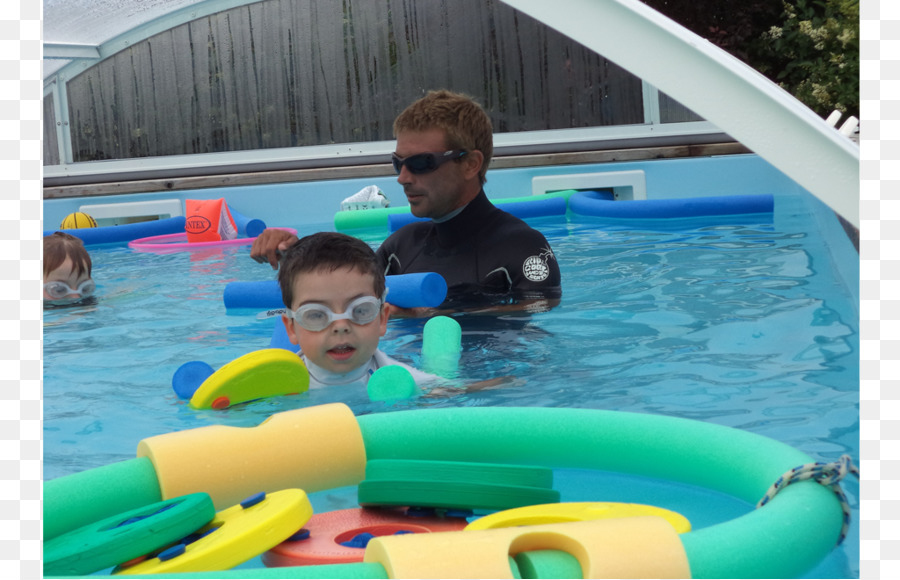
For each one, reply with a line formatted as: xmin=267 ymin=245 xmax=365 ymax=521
xmin=277 ymin=232 xmax=386 ymax=309
xmin=393 ymin=89 xmax=493 ymax=185
xmin=43 ymin=232 xmax=92 ymax=279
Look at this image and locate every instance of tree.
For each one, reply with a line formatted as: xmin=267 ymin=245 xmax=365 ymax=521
xmin=641 ymin=0 xmax=859 ymax=119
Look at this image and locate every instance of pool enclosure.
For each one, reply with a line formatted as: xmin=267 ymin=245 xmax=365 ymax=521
xmin=43 ymin=0 xmax=858 ymax=231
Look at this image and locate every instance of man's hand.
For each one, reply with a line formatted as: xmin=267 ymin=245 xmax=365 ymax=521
xmin=249 ymin=228 xmax=299 ymax=270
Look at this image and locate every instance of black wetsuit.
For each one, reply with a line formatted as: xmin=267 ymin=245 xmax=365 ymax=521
xmin=375 ymin=190 xmax=561 ymax=307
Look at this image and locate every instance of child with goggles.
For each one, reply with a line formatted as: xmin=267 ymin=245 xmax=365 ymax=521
xmin=277 ymin=232 xmax=437 ymax=389
xmin=43 ymin=232 xmax=96 ymax=306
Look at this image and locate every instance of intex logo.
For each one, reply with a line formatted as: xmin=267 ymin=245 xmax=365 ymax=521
xmin=185 ymin=215 xmax=212 ymax=234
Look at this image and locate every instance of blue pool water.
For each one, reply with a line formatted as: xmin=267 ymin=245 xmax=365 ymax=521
xmin=43 ymin=188 xmax=859 ymax=577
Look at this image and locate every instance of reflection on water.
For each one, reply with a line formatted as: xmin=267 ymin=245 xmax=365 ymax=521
xmin=43 ymin=210 xmax=859 ymax=577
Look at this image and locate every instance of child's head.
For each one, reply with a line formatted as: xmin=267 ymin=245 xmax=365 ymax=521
xmin=277 ymin=232 xmax=388 ymax=375
xmin=43 ymin=232 xmax=95 ymax=303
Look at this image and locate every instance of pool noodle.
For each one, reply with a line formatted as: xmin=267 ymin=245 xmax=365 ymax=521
xmin=569 ymin=192 xmax=775 ymax=218
xmin=366 ymin=365 xmax=418 ymax=402
xmin=387 ymin=195 xmax=569 ymax=232
xmin=421 ymin=316 xmax=462 ymax=378
xmin=47 ymin=206 xmax=265 ymax=245
xmin=336 ymin=190 xmax=580 ymax=232
xmin=334 ymin=206 xmax=412 ymax=231
xmin=44 ymin=216 xmax=187 ymax=245
xmin=171 ymin=360 xmax=216 ymax=400
xmin=44 ymin=404 xmax=844 ymax=579
xmin=224 ymin=272 xmax=448 ymax=310
xmin=357 ymin=406 xmax=842 ymax=579
xmin=514 ymin=549 xmax=583 ymax=579
xmin=44 ymin=457 xmax=162 ymax=541
xmin=227 ymin=207 xmax=267 ymax=237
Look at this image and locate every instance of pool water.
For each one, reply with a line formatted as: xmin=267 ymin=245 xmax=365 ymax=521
xmin=43 ymin=190 xmax=859 ymax=578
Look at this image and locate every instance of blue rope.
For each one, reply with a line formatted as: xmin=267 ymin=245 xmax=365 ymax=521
xmin=757 ymin=454 xmax=859 ymax=545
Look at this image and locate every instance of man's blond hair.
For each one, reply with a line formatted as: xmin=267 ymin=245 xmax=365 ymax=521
xmin=394 ymin=90 xmax=493 ymax=184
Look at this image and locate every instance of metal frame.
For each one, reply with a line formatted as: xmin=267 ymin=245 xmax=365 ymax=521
xmin=41 ymin=0 xmax=728 ymax=189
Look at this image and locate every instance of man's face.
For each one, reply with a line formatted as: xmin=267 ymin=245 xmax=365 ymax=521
xmin=394 ymin=128 xmax=471 ymax=219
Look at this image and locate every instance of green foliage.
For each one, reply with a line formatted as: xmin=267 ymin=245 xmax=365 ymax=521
xmin=749 ymin=0 xmax=859 ymax=118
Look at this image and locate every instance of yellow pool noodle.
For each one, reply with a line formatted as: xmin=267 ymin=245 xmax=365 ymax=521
xmin=136 ymin=403 xmax=366 ymax=509
xmin=364 ymin=516 xmax=690 ymax=579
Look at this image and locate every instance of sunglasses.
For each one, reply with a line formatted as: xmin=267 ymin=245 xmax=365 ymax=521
xmin=284 ymin=295 xmax=383 ymax=332
xmin=391 ymin=150 xmax=467 ymax=175
xmin=44 ymin=279 xmax=96 ymax=301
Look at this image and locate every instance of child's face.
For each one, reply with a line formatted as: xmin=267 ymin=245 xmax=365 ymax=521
xmin=43 ymin=257 xmax=94 ymax=304
xmin=282 ymin=266 xmax=388 ymax=375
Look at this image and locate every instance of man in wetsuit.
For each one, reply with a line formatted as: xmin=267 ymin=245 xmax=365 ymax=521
xmin=250 ymin=90 xmax=561 ymax=313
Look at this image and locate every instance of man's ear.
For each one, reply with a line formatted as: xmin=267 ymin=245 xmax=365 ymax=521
xmin=462 ymin=150 xmax=484 ymax=180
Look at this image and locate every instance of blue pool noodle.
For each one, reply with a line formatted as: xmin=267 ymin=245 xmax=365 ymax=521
xmin=388 ymin=196 xmax=568 ymax=232
xmin=44 ymin=216 xmax=187 ymax=245
xmin=569 ymin=192 xmax=775 ymax=219
xmin=228 ymin=207 xmax=267 ymax=238
xmin=171 ymin=361 xmax=216 ymax=400
xmin=224 ymin=272 xmax=448 ymax=310
xmin=224 ymin=281 xmax=284 ymax=311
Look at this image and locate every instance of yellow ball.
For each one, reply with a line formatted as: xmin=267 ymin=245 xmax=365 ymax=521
xmin=60 ymin=212 xmax=98 ymax=229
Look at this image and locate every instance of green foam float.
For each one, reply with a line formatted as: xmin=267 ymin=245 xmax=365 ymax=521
xmin=44 ymin=457 xmax=162 ymax=542
xmin=421 ymin=315 xmax=462 ymax=378
xmin=45 ymin=405 xmax=845 ymax=579
xmin=366 ymin=365 xmax=417 ymax=402
xmin=44 ymin=492 xmax=215 ymax=577
xmin=357 ymin=406 xmax=845 ymax=579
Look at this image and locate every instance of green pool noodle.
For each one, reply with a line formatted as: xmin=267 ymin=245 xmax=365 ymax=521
xmin=365 ymin=459 xmax=554 ymax=489
xmin=359 ymin=459 xmax=559 ymax=511
xmin=421 ymin=315 xmax=461 ymax=378
xmin=334 ymin=206 xmax=412 ymax=231
xmin=357 ymin=406 xmax=845 ymax=579
xmin=510 ymin=555 xmax=523 ymax=579
xmin=514 ymin=549 xmax=583 ymax=579
xmin=495 ymin=188 xmax=581 ymax=205
xmin=333 ymin=190 xmax=580 ymax=231
xmin=44 ymin=456 xmax=162 ymax=541
xmin=367 ymin=365 xmax=417 ymax=401
xmin=46 ymin=562 xmax=390 ymax=579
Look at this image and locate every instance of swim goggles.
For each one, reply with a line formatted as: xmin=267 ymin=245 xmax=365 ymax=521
xmin=283 ymin=295 xmax=383 ymax=332
xmin=43 ymin=279 xmax=96 ymax=301
xmin=391 ymin=150 xmax=467 ymax=175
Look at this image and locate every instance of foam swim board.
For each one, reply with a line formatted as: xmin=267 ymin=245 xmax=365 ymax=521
xmin=43 ymin=492 xmax=215 ymax=576
xmin=114 ymin=489 xmax=313 ymax=575
xmin=187 ymin=348 xmax=310 ymax=410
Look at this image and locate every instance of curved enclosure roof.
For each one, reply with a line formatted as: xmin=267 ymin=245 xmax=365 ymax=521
xmin=43 ymin=0 xmax=263 ymax=78
xmin=43 ymin=0 xmax=859 ymax=227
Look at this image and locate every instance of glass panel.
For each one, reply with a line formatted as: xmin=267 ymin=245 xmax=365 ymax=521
xmin=659 ymin=90 xmax=703 ymax=123
xmin=43 ymin=93 xmax=60 ymax=166
xmin=65 ymin=0 xmax=652 ymax=162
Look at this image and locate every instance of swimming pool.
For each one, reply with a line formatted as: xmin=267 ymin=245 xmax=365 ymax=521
xmin=43 ymin=165 xmax=859 ymax=577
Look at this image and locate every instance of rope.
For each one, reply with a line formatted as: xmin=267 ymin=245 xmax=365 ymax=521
xmin=757 ymin=454 xmax=859 ymax=545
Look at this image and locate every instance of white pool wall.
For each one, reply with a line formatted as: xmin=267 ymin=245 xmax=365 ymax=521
xmin=44 ymin=154 xmax=805 ymax=229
